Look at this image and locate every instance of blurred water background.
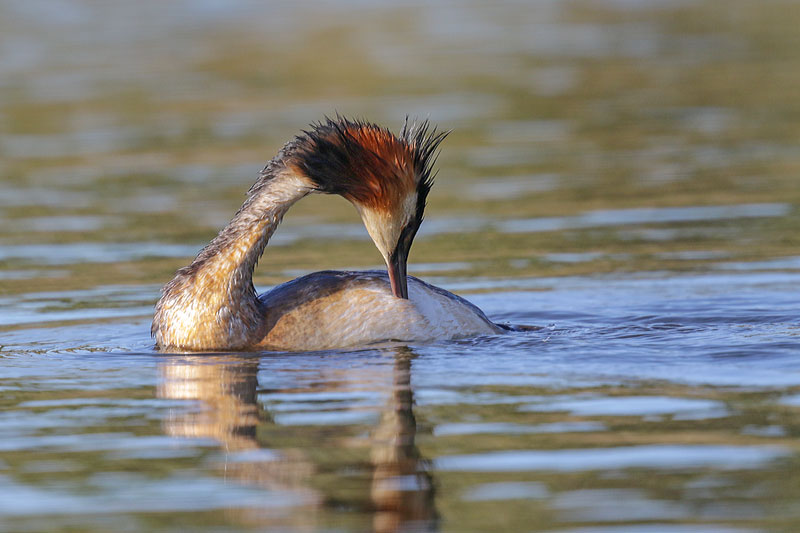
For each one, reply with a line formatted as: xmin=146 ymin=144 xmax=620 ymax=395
xmin=1 ymin=0 xmax=799 ymax=531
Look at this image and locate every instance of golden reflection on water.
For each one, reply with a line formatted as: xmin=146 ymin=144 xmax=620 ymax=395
xmin=157 ymin=350 xmax=436 ymax=532
xmin=158 ymin=357 xmax=260 ymax=450
xmin=158 ymin=356 xmax=319 ymax=530
xmin=370 ymin=349 xmax=436 ymax=533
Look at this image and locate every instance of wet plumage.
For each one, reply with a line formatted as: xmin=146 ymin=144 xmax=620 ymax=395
xmin=152 ymin=117 xmax=502 ymax=351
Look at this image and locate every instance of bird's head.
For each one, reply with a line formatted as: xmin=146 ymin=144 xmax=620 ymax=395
xmin=286 ymin=117 xmax=448 ymax=299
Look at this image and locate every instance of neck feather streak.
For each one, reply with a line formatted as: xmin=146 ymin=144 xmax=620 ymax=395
xmin=152 ymin=171 xmax=309 ymax=350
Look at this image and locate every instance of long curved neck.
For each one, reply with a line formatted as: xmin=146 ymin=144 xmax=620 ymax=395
xmin=153 ymin=170 xmax=310 ymax=350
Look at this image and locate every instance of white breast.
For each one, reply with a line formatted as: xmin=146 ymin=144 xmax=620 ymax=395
xmin=405 ymin=277 xmax=502 ymax=339
xmin=259 ymin=271 xmax=502 ymax=351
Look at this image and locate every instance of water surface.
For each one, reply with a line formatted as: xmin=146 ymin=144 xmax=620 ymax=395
xmin=1 ymin=0 xmax=799 ymax=531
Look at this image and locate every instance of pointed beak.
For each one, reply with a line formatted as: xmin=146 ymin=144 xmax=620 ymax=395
xmin=387 ymin=247 xmax=409 ymax=299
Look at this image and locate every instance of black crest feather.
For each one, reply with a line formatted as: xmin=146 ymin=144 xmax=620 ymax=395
xmin=279 ymin=115 xmax=449 ymax=213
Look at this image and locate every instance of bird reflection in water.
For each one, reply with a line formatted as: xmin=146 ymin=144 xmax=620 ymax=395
xmin=371 ymin=348 xmax=436 ymax=532
xmin=157 ymin=349 xmax=436 ymax=532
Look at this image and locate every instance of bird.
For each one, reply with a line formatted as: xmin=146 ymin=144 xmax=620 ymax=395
xmin=152 ymin=117 xmax=504 ymax=351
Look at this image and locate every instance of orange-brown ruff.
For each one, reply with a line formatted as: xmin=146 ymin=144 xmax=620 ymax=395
xmin=152 ymin=118 xmax=501 ymax=351
xmin=292 ymin=123 xmax=416 ymax=212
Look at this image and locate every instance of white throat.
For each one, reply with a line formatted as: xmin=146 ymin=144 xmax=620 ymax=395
xmin=356 ymin=193 xmax=417 ymax=264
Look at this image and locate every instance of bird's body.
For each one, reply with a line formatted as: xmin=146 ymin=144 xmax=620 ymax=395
xmin=152 ymin=118 xmax=504 ymax=352
xmin=259 ymin=271 xmax=501 ymax=351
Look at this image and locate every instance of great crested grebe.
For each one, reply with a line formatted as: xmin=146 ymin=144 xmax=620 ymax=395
xmin=152 ymin=117 xmax=503 ymax=351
